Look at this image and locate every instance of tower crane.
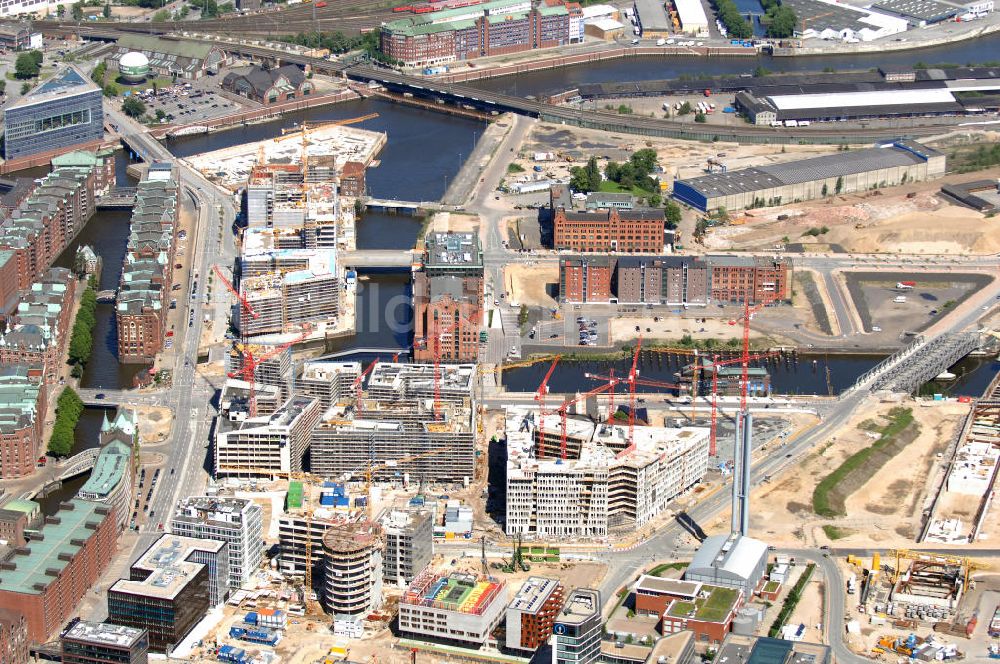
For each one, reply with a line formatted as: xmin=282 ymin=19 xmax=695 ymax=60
xmin=228 ymin=324 xmax=313 ymax=418
xmin=353 ymin=359 xmax=380 ymax=417
xmin=705 ymin=351 xmax=779 ymax=456
xmin=533 ymin=356 xmax=560 ymax=459
xmin=626 ymin=338 xmax=642 ymax=452
xmin=542 ymin=380 xmax=617 ymax=460
xmin=645 ymin=346 xmax=701 ymax=419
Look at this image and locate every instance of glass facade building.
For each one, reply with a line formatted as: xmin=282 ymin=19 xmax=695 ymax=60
xmin=3 ymin=66 xmax=103 ymax=160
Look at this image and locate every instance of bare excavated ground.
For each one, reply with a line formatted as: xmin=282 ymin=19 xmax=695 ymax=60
xmin=726 ymin=400 xmax=968 ymax=548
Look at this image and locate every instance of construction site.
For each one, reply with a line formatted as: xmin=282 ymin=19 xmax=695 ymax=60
xmin=835 ymin=549 xmax=995 ymax=660
xmin=188 ymin=120 xmax=386 ymax=189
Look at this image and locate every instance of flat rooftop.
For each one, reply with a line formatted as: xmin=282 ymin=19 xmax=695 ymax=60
xmin=558 ymin=588 xmax=599 ymax=625
xmin=402 ymin=571 xmax=506 ymax=615
xmin=111 ymin=535 xmax=225 ymax=600
xmin=509 ymin=576 xmax=561 ymax=614
xmin=634 ymin=0 xmax=671 ymax=31
xmin=63 ymin=621 xmax=147 ymax=649
xmin=424 ymin=232 xmax=483 ymax=269
xmin=871 ymin=0 xmax=959 ymax=21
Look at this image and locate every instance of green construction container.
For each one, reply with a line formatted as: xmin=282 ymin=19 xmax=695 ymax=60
xmin=287 ymin=481 xmax=303 ymax=509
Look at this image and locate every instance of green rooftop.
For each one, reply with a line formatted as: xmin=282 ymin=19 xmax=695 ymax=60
xmin=665 ymin=585 xmax=740 ymax=623
xmin=2 ymin=499 xmax=39 ymax=515
xmin=50 ymin=150 xmax=104 ymax=169
xmin=117 ymin=33 xmax=217 ymax=60
xmin=78 ymin=441 xmax=132 ymax=500
xmin=288 ymin=481 xmax=303 ymax=509
xmin=384 ymin=0 xmax=553 ymax=36
xmin=0 ymin=499 xmax=111 ymax=595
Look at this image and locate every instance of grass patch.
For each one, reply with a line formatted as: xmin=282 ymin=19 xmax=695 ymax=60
xmin=648 ymin=562 xmax=688 ymax=576
xmin=812 ymin=407 xmax=916 ymax=517
xmin=768 ymin=563 xmax=815 ymax=637
xmin=506 ymin=163 xmax=525 ymax=174
xmin=763 ymin=580 xmax=781 ymax=593
xmin=822 ymin=525 xmax=851 ymax=540
xmin=597 ymin=179 xmax=654 ymax=198
xmin=666 ymin=586 xmax=739 ymax=622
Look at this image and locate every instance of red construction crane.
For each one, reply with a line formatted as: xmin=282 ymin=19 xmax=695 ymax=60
xmin=626 ymin=338 xmax=642 ymax=453
xmin=705 ymin=351 xmax=779 ymax=456
xmin=229 ymin=324 xmax=313 ymax=417
xmin=354 ymin=359 xmax=380 ymax=417
xmin=584 ymin=371 xmax=684 ymax=421
xmin=533 ymin=356 xmax=560 ymax=459
xmin=545 ymin=380 xmax=616 ymax=460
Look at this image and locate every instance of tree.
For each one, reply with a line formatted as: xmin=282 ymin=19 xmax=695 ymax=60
xmin=122 ymin=95 xmax=146 ymax=118
xmin=765 ymin=5 xmax=797 ymax=38
xmin=678 ymin=101 xmax=692 ymax=115
xmin=821 ymin=183 xmax=828 ymax=197
xmin=200 ymin=0 xmax=218 ymax=17
xmin=155 ymin=108 xmax=166 ymax=120
xmin=648 ymin=193 xmax=662 ymax=207
xmin=29 ymin=50 xmax=42 ymax=67
xmin=103 ymin=2 xmax=111 ymax=17
xmin=14 ymin=51 xmax=40 ymax=79
xmin=664 ymin=200 xmax=682 ymax=229
xmin=57 ymin=4 xmax=65 ymax=16
xmin=20 ymin=81 xmax=30 ymax=94
xmin=835 ymin=175 xmax=844 ymax=194
xmin=71 ymin=1 xmax=83 ymax=19
xmin=152 ymin=8 xmax=170 ymax=20
xmin=694 ymin=112 xmax=707 ymax=123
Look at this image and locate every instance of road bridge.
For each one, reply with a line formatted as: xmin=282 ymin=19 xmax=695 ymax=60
xmin=317 ymin=347 xmax=412 ymax=359
xmin=96 ymin=289 xmax=117 ymax=303
xmin=364 ymin=199 xmax=440 ymax=214
xmin=340 ymin=249 xmax=419 ymax=269
xmin=864 ymin=331 xmax=980 ymax=394
xmin=96 ymin=187 xmax=137 ymax=209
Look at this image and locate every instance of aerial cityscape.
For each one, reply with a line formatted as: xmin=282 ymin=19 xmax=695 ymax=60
xmin=0 ymin=0 xmax=999 ymax=662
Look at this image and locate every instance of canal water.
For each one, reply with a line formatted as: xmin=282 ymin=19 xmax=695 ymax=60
xmin=502 ymin=351 xmax=1000 ymax=397
xmin=466 ymin=33 xmax=1000 ymax=98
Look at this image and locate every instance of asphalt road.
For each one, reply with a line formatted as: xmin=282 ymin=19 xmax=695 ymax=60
xmin=103 ymin=102 xmax=239 ymax=564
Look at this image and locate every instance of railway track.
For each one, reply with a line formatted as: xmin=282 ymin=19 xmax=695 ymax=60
xmin=50 ymin=24 xmax=972 ymax=144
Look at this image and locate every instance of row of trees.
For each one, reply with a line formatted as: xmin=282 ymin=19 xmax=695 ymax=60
xmin=68 ymin=281 xmax=98 ymax=379
xmin=48 ymin=387 xmax=84 ymax=457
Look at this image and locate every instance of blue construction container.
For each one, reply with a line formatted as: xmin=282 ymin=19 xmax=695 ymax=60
xmin=218 ymin=646 xmax=249 ymax=663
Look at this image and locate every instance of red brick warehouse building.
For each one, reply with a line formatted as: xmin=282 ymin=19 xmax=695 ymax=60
xmin=413 ymin=232 xmax=484 ymax=363
xmin=553 ymin=209 xmax=667 ymax=253
xmin=706 ymin=255 xmax=791 ymax=304
xmin=0 ymin=500 xmax=116 ymax=643
xmin=380 ymin=0 xmax=583 ymax=67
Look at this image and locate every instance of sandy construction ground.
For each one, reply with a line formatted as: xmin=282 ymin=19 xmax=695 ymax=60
xmin=505 ymin=263 xmax=558 ymax=308
xmin=717 ymin=400 xmax=968 ymax=548
xmin=704 ymin=170 xmax=1000 ymax=255
xmin=609 ymin=314 xmax=776 ymax=345
xmin=426 ymin=211 xmax=480 ymax=235
xmin=136 ymin=406 xmax=172 ymax=445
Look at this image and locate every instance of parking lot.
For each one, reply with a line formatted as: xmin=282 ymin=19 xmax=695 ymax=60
xmin=132 ymin=84 xmax=246 ymax=125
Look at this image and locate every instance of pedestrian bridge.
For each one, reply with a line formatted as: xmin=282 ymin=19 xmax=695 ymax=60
xmin=364 ymin=199 xmax=442 ymax=214
xmin=318 ymin=347 xmax=411 ymax=360
xmin=860 ymin=331 xmax=980 ymax=394
xmin=57 ymin=447 xmax=100 ymax=481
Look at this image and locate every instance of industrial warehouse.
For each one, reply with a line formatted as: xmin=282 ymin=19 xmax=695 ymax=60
xmin=672 ymin=140 xmax=946 ymax=212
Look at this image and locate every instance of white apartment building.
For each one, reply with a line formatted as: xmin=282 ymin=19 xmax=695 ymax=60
xmin=169 ymin=497 xmax=264 ymax=589
xmin=295 ymin=360 xmax=361 ymax=409
xmin=504 ymin=409 xmax=709 ymax=539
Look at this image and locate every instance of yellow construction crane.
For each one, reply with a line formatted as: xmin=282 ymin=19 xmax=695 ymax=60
xmin=353 ymin=445 xmax=465 ymax=520
xmin=889 ymin=549 xmax=990 ymax=589
xmin=477 ymin=354 xmax=561 ymax=381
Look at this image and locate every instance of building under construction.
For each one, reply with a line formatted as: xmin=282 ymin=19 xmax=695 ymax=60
xmin=214 ymin=395 xmax=321 ymax=477
xmin=238 ymin=250 xmax=340 ymax=338
xmin=321 ymin=520 xmax=384 ymax=616
xmin=891 ymin=554 xmax=966 ymax=610
xmin=295 ymin=361 xmax=361 ymax=410
xmin=504 ymin=409 xmax=710 ymax=538
xmin=309 ymin=405 xmax=476 ymax=485
xmin=366 ymin=363 xmax=475 ymax=408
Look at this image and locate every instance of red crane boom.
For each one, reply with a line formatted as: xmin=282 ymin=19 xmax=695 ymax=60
xmin=533 ymin=356 xmax=560 ymax=459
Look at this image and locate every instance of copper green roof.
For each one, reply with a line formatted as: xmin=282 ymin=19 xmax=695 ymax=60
xmin=384 ymin=0 xmax=546 ymax=36
xmin=0 ymin=499 xmax=111 ymax=595
xmin=1 ymin=499 xmax=39 ymax=515
xmin=78 ymin=441 xmax=132 ymax=500
xmin=117 ymin=34 xmax=218 ymax=60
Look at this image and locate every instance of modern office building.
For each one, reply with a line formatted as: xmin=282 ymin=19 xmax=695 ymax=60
xmin=0 ymin=607 xmax=28 ymax=664
xmin=77 ymin=440 xmax=136 ymax=531
xmin=505 ymin=577 xmax=565 ymax=653
xmin=382 ymin=509 xmax=434 ymax=587
xmin=553 ymin=208 xmax=666 ymax=253
xmin=381 ymin=0 xmax=583 ymax=67
xmin=505 ymin=410 xmax=710 ymax=539
xmin=0 ymin=499 xmax=116 ymax=643
xmin=107 ymin=536 xmax=228 ymax=652
xmin=673 ymin=141 xmax=946 ymax=212
xmin=552 ymin=589 xmax=601 ymax=664
xmin=215 ymin=395 xmax=320 ymax=477
xmin=423 ymin=232 xmax=484 ymax=278
xmin=0 ymin=364 xmax=46 ymax=479
xmin=398 ymin=570 xmax=508 ymax=647
xmin=3 ymin=66 xmax=103 ymax=160
xmin=321 ymin=520 xmax=384 ymax=616
xmin=169 ymin=497 xmax=264 ymax=589
xmin=0 ymin=151 xmax=114 ymax=290
xmin=61 ymin=620 xmax=149 ymax=664
xmin=116 ymin=165 xmax=179 ymax=364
